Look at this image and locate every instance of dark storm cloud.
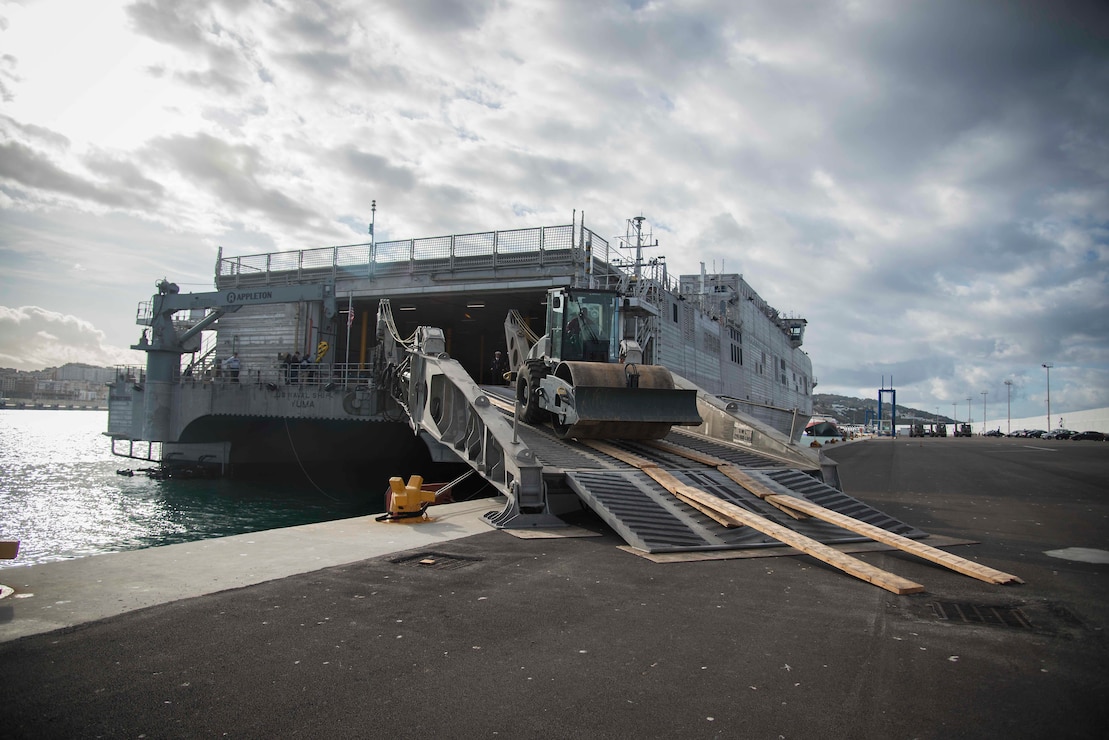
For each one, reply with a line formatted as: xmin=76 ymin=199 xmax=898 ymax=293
xmin=176 ymin=67 xmax=247 ymax=95
xmin=826 ymin=1 xmax=1109 ymax=195
xmin=125 ymin=0 xmax=259 ymax=94
xmin=1 ymin=113 xmax=71 ymax=150
xmin=281 ymin=50 xmax=352 ymax=81
xmin=545 ymin=0 xmax=729 ymax=83
xmin=823 ymin=355 xmax=959 ymax=391
xmin=84 ymin=154 xmax=167 ymax=201
xmin=333 ymin=147 xmax=418 ymax=191
xmin=389 ymin=0 xmax=496 ymax=34
xmin=126 ymin=0 xmax=212 ymax=49
xmin=142 ymin=133 xmax=317 ymax=226
xmin=0 ymin=53 xmax=17 ymax=102
xmin=274 ymin=0 xmax=352 ymax=46
xmin=0 ymin=141 xmax=157 ymax=209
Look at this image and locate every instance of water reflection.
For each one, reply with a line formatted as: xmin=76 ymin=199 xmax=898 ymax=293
xmin=0 ymin=410 xmax=375 ymax=568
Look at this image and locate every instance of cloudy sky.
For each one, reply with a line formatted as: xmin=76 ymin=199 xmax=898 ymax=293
xmin=1 ymin=0 xmax=1106 ymax=420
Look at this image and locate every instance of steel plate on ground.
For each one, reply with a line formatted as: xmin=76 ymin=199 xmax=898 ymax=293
xmin=564 ymin=467 xmax=926 ymax=554
xmin=760 ymin=468 xmax=926 ymax=538
xmin=662 ymin=429 xmax=802 ymax=470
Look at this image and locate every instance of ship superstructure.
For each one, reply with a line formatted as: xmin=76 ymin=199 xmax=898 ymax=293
xmin=107 ymin=216 xmax=813 ymax=474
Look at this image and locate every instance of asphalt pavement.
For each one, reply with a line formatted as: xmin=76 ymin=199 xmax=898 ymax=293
xmin=1 ymin=436 xmax=1106 ymax=739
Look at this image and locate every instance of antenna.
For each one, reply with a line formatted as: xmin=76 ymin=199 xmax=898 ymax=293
xmin=617 ymin=215 xmax=661 ymax=280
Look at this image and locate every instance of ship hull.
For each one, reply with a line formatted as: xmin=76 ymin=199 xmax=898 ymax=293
xmin=111 ymin=220 xmax=814 ymax=474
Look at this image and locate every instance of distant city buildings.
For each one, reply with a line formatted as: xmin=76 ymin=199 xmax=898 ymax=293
xmin=0 ymin=363 xmax=113 ymax=407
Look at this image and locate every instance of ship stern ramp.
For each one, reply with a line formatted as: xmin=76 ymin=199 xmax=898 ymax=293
xmin=673 ymin=373 xmax=842 ymax=491
xmin=399 ymin=335 xmax=924 ymax=561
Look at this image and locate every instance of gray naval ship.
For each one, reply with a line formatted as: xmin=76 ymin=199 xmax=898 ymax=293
xmin=109 ymin=215 xmax=813 ymax=469
xmin=106 ymin=215 xmax=829 ymax=530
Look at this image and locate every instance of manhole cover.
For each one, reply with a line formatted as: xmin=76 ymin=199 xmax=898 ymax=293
xmin=930 ymin=601 xmax=1033 ymax=629
xmin=391 ymin=551 xmax=482 ymax=571
xmin=928 ymin=600 xmax=1090 ymax=635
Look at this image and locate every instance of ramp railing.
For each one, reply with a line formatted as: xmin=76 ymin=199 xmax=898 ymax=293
xmin=393 ymin=324 xmax=561 ymax=529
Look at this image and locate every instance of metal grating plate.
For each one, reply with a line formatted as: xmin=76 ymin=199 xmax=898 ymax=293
xmin=663 ymin=429 xmax=795 ymax=469
xmin=930 ymin=601 xmax=1032 ymax=628
xmin=565 ymin=467 xmax=926 ymax=554
xmin=390 ymin=551 xmax=482 ymax=570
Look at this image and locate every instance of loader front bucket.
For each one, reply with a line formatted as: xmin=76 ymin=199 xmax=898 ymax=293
xmin=551 ymin=362 xmax=702 ymax=440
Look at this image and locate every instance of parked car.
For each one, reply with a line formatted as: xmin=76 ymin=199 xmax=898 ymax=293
xmin=1026 ymin=430 xmax=1047 ymax=438
xmin=984 ymin=429 xmax=1004 ymax=437
xmin=1007 ymin=429 xmax=1027 ymax=437
xmin=1044 ymin=429 xmax=1076 ymax=440
xmin=1071 ymin=431 xmax=1106 ymax=441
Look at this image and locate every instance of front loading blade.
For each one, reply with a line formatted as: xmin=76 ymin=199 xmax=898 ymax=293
xmin=560 ymin=386 xmax=702 ymax=440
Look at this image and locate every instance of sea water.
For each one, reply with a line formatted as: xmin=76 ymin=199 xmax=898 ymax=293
xmin=0 ymin=410 xmax=378 ymax=568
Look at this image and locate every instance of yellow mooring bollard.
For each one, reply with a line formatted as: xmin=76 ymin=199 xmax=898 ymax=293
xmin=378 ymin=475 xmax=438 ymax=522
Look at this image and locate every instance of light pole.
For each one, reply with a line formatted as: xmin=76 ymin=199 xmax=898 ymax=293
xmin=1004 ymin=379 xmax=1012 ymax=436
xmin=952 ymin=402 xmax=957 ymax=426
xmin=967 ymin=397 xmax=972 ymax=431
xmin=1042 ymin=363 xmax=1053 ymax=431
xmin=369 ymin=199 xmax=376 ymax=246
xmin=981 ymin=391 xmax=988 ymax=435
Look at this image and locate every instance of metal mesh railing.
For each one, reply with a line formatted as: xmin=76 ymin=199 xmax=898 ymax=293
xmin=177 ymin=360 xmax=373 ymax=389
xmin=215 ymin=224 xmax=580 ymax=285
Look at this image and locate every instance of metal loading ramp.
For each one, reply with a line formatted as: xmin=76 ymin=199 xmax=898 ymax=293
xmin=562 ymin=466 xmax=927 ymax=555
xmin=393 ymin=347 xmax=1022 ymax=592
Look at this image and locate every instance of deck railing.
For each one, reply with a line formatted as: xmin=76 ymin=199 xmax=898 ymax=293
xmin=113 ymin=362 xmax=372 ymax=390
xmin=211 ymin=221 xmax=693 ymax=312
xmin=216 ymin=224 xmax=588 ymax=287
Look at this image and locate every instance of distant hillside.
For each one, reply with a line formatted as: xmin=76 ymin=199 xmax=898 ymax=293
xmin=812 ymin=393 xmax=955 ymax=424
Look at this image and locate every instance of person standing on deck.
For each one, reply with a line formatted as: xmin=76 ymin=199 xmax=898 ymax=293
xmin=226 ymin=352 xmax=241 ymax=383
xmin=490 ymin=351 xmax=510 ymax=385
xmin=281 ymin=353 xmax=293 ymax=384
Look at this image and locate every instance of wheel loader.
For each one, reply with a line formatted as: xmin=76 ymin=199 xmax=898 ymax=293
xmin=507 ymin=288 xmax=701 ymax=440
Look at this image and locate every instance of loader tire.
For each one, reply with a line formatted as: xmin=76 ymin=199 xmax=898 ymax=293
xmin=517 ymin=359 xmax=548 ymax=424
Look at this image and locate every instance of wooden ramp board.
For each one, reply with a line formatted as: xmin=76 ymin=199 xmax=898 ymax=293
xmin=666 ymin=483 xmax=925 ymax=595
xmin=764 ymin=494 xmax=1023 ymax=585
xmin=646 ymin=439 xmax=1024 ymax=586
xmin=562 ymin=466 xmax=926 ymax=555
xmin=581 ymin=440 xmax=925 ymax=595
xmin=621 ymin=535 xmax=979 ymax=563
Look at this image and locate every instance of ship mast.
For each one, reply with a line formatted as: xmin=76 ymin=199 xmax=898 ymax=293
xmin=620 ymin=215 xmax=660 ymax=294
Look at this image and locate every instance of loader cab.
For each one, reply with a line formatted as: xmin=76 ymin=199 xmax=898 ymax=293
xmin=548 ymin=289 xmax=619 ymax=363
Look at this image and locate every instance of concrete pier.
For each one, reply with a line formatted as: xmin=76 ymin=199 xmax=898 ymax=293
xmin=1 ymin=437 xmax=1106 ymax=738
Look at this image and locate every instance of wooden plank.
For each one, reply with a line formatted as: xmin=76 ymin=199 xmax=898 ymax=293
xmin=621 ymin=534 xmax=980 ymax=563
xmin=669 ymin=486 xmax=925 ymax=595
xmin=765 ymin=494 xmax=1024 ymax=585
xmin=672 ymin=490 xmax=741 ymax=528
xmin=646 ymin=440 xmax=808 ymax=520
xmin=647 ymin=439 xmax=1023 ymax=586
xmin=584 ymin=440 xmax=925 ymax=595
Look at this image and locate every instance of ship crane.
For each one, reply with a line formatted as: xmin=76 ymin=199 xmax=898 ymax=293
xmin=130 ymin=280 xmax=338 ymax=441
